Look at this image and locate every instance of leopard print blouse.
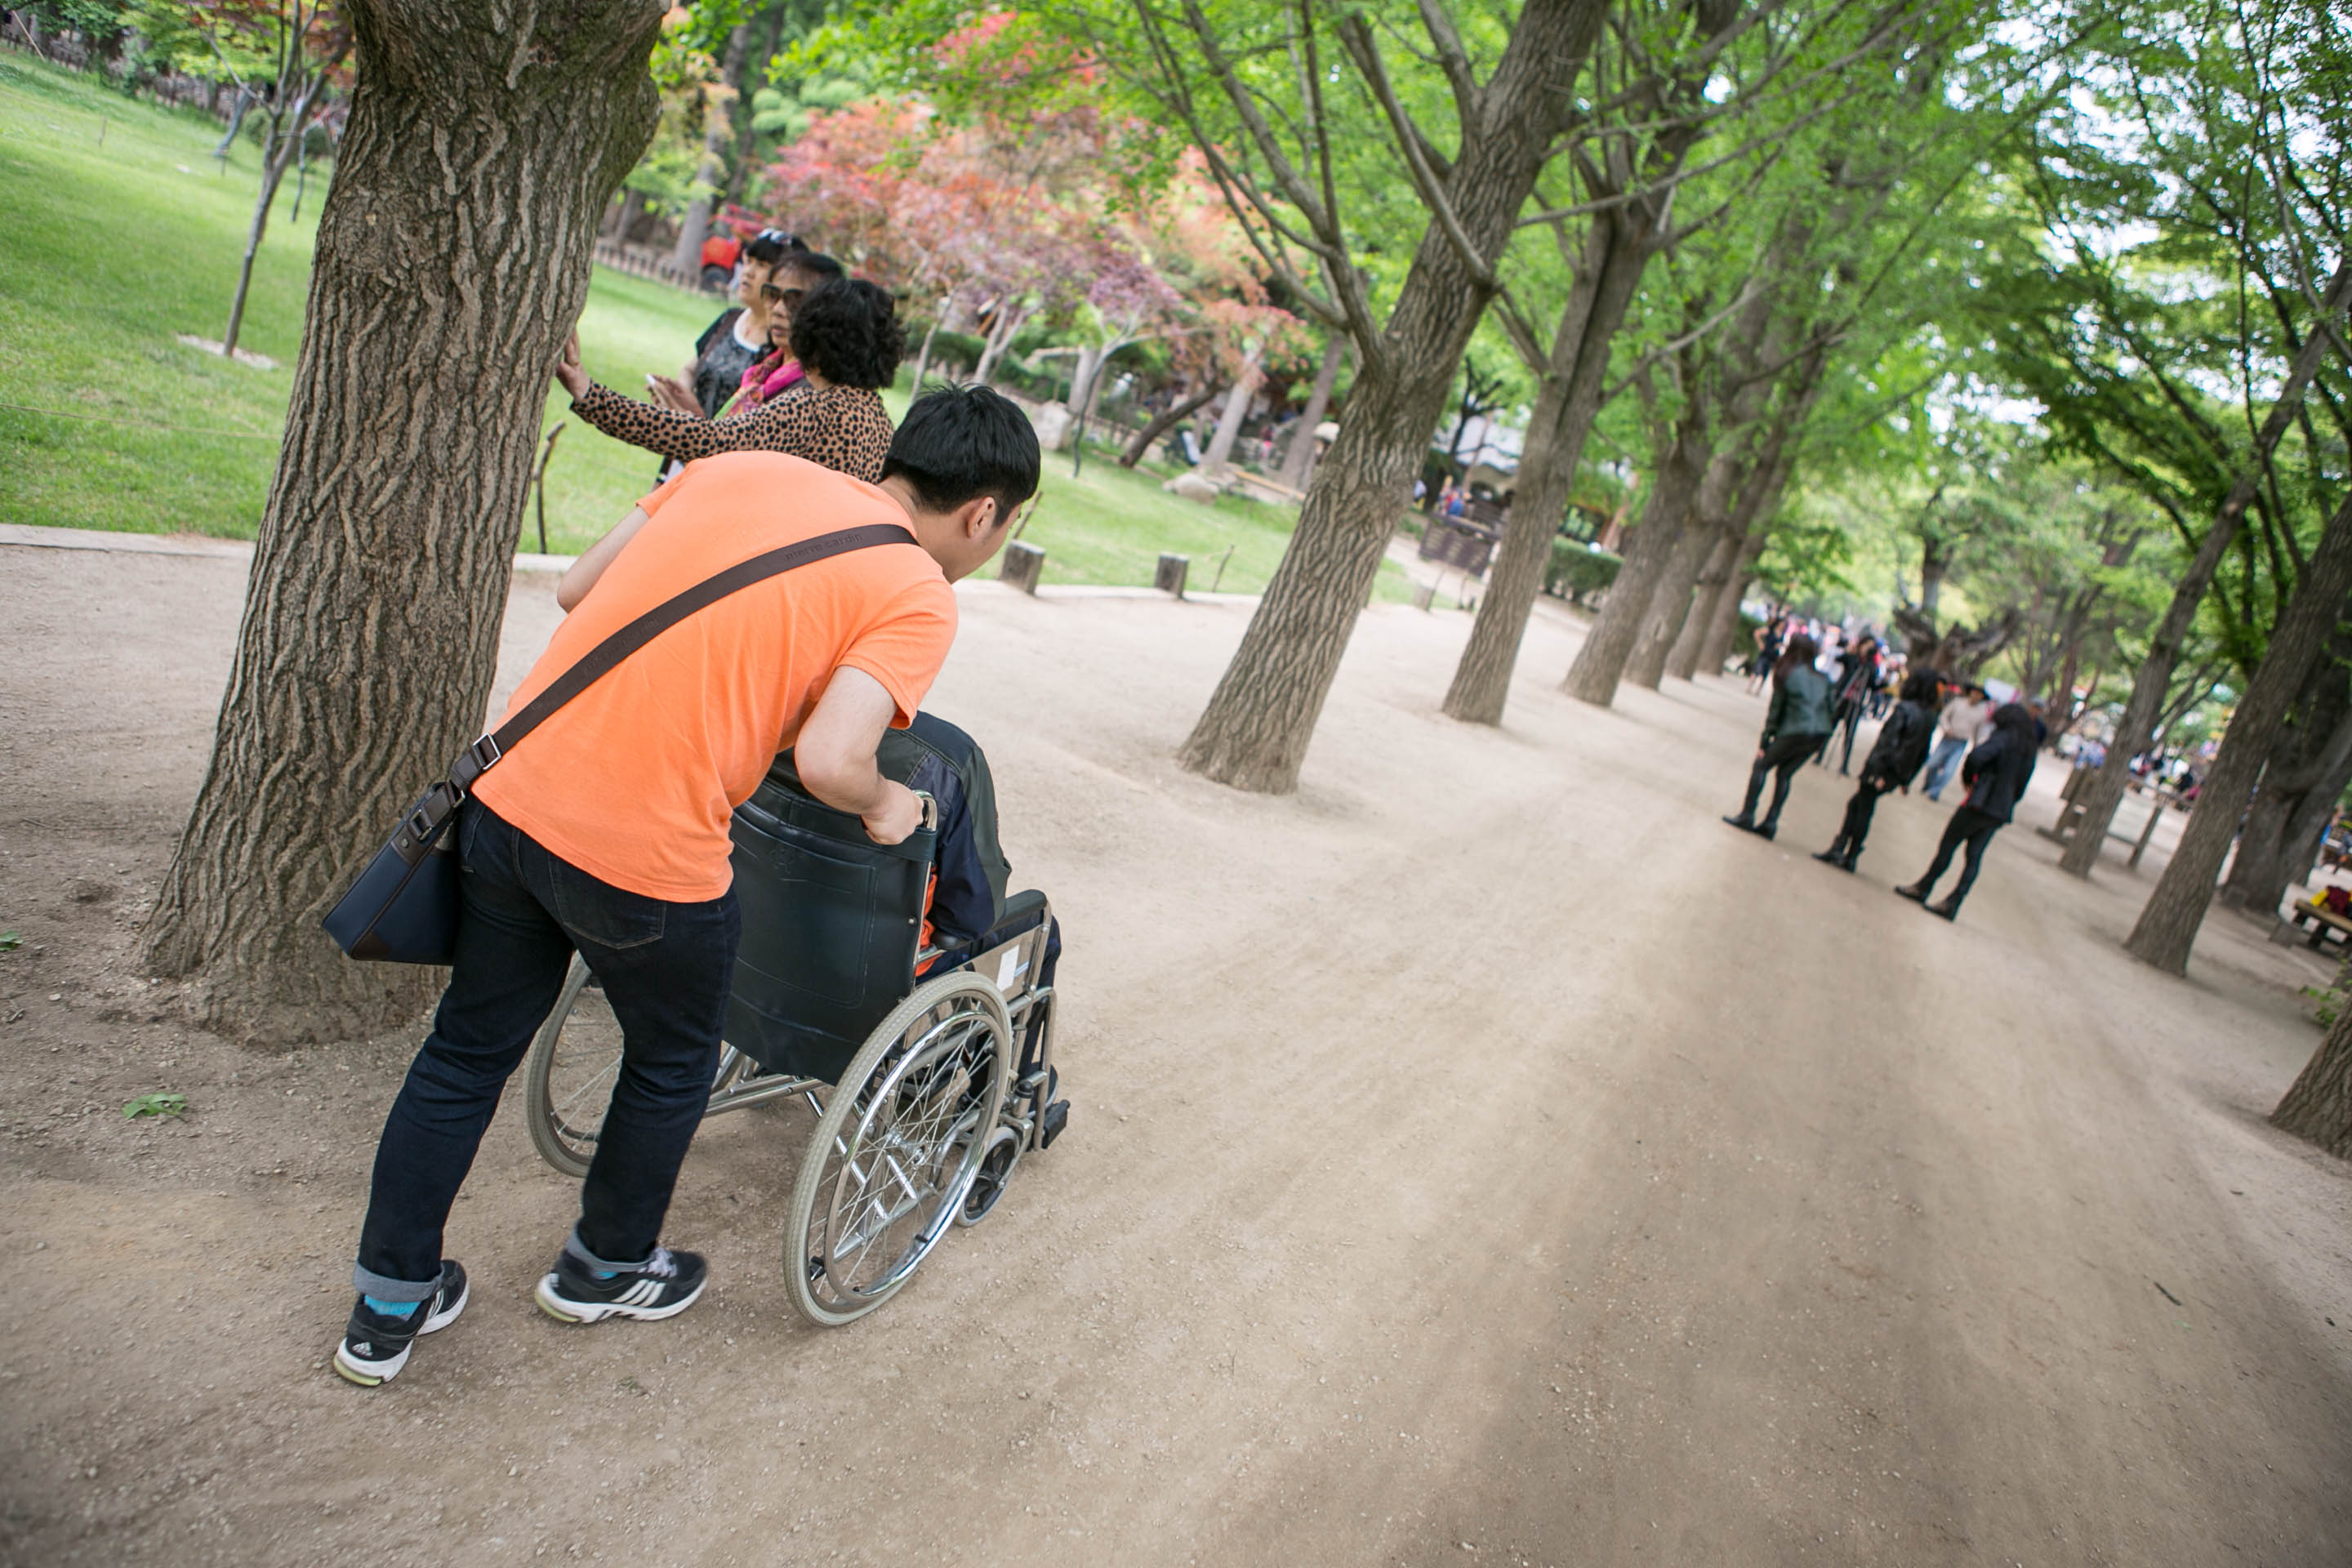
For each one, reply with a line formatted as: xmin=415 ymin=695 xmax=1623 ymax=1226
xmin=572 ymin=379 xmax=895 ymax=483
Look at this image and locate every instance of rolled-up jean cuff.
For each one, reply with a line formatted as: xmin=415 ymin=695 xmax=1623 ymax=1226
xmin=351 ymin=1262 xmax=441 ymax=1302
xmin=564 ymin=1226 xmax=652 ymax=1276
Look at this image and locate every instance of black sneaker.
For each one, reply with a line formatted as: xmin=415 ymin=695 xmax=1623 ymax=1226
xmin=333 ymin=1261 xmax=468 ymax=1387
xmin=1893 ymin=883 xmax=1930 ymax=904
xmin=534 ymin=1245 xmax=707 ymax=1324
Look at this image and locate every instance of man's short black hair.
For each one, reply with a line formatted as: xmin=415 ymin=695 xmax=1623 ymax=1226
xmin=882 ymin=384 xmax=1041 ymax=520
xmin=788 ymin=278 xmax=906 ymax=390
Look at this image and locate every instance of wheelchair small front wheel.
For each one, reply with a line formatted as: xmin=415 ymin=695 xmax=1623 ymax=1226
xmin=520 ymin=953 xmax=622 ymax=1181
xmin=786 ymin=972 xmax=1010 ymax=1326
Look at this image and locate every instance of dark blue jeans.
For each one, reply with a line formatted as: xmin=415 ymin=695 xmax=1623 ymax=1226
xmin=353 ymin=802 xmax=739 ymax=1299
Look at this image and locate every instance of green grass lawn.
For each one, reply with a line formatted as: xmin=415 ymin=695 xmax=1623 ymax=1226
xmin=0 ymin=52 xmax=1405 ymax=597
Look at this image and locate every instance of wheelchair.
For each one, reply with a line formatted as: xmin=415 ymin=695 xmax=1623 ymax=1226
xmin=517 ymin=757 xmax=1061 ymax=1328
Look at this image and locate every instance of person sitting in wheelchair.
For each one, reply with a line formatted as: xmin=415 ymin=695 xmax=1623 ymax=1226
xmin=773 ymin=709 xmax=1067 ymax=1133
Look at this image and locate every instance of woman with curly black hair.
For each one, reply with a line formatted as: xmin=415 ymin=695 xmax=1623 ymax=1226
xmin=555 ymin=272 xmax=906 ymax=482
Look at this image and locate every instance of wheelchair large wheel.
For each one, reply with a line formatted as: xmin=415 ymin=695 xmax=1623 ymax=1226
xmin=521 ymin=954 xmax=622 ymax=1181
xmin=786 ymin=971 xmax=1011 ymax=1327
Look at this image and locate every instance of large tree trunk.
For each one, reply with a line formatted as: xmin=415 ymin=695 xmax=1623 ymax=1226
xmin=1278 ymin=332 xmax=1345 ymax=492
xmin=1181 ymin=0 xmax=1610 ymax=791
xmin=670 ymin=23 xmax=749 ymax=277
xmin=1668 ymin=528 xmax=1740 ymax=679
xmin=2217 ymin=631 xmax=2352 ymax=916
xmin=1120 ymin=379 xmax=1222 ymax=466
xmin=1677 ymin=359 xmax=1819 ymax=681
xmin=1443 ymin=208 xmax=1650 ymax=724
xmin=2274 ymin=1004 xmax=2352 ymax=1160
xmin=1625 ymin=510 xmax=1721 ymax=690
xmin=2126 ymin=488 xmax=2352 ymax=974
xmin=1695 ymin=541 xmax=1768 ymax=678
xmin=1561 ymin=409 xmax=1708 ymax=706
xmin=2061 ymin=257 xmax=2352 ymax=876
xmin=143 ymin=0 xmax=665 ymax=1042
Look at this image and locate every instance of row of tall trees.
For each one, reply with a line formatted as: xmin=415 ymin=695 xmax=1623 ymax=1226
xmin=130 ymin=0 xmax=2352 ymax=1159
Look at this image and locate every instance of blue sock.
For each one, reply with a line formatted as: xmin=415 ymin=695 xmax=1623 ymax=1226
xmin=363 ymin=1294 xmax=423 ymax=1318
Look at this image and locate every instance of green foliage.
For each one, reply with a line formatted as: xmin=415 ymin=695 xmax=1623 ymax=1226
xmin=1544 ymin=541 xmax=1622 ymax=608
xmin=122 ymin=1092 xmax=187 ymax=1120
xmin=0 ymin=931 xmax=21 ymax=952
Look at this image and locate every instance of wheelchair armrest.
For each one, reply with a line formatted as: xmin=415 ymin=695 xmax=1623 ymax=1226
xmin=929 ymin=889 xmax=1051 ymax=963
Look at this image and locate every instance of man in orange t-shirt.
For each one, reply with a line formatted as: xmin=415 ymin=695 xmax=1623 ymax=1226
xmin=336 ymin=385 xmax=1040 ymax=1388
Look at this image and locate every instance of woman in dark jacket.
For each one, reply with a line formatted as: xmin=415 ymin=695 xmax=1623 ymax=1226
xmin=1895 ymin=702 xmax=2038 ymax=920
xmin=1723 ymin=635 xmax=1835 ymax=842
xmin=1814 ymin=668 xmax=1940 ymax=872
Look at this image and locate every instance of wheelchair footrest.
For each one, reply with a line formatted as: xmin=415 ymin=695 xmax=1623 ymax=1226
xmin=1040 ymin=1098 xmax=1070 ymax=1148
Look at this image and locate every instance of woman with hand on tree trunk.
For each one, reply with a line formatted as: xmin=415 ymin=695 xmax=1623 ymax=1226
xmin=1895 ymin=702 xmax=2039 ymax=921
xmin=1723 ymin=634 xmax=1834 ymax=842
xmin=558 ymin=260 xmax=900 ymax=482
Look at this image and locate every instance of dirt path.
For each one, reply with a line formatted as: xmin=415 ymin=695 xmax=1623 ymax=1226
xmin=2 ymin=533 xmax=2347 ymax=1567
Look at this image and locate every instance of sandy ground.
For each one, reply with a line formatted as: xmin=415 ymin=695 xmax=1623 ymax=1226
xmin=1 ymin=527 xmax=2349 ymax=1567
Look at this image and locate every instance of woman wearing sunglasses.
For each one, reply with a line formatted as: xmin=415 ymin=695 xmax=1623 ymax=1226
xmin=558 ymin=265 xmax=902 ymax=483
xmin=642 ymin=229 xmax=808 ymax=426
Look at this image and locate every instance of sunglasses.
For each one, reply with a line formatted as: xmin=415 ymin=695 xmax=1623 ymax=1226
xmin=760 ymin=283 xmax=808 ymax=307
xmin=758 ymin=229 xmax=804 ymax=251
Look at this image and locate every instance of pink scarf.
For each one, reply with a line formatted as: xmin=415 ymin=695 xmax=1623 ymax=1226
xmin=736 ymin=354 xmax=804 ymax=409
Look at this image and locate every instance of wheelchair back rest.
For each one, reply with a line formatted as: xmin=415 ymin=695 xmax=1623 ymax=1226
xmin=724 ymin=768 xmax=937 ymax=1082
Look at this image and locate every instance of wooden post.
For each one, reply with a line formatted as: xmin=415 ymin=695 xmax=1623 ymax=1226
xmin=1000 ymin=540 xmax=1045 ymax=595
xmin=1156 ymin=553 xmax=1190 ymax=599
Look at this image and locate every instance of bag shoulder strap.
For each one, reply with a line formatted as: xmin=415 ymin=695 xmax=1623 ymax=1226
xmin=448 ymin=522 xmax=917 ymax=793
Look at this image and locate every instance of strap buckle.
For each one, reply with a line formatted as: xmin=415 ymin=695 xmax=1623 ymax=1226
xmin=448 ymin=733 xmax=503 ymax=793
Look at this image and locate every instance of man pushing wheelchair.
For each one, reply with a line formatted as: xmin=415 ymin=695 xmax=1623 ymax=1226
xmin=334 ymin=385 xmax=1047 ymax=1387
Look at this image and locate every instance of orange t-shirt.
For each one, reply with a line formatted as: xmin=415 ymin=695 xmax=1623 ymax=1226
xmin=472 ymin=452 xmax=956 ymax=902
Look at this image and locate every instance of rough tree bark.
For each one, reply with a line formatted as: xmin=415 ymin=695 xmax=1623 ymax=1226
xmin=1673 ymin=352 xmax=1820 ymax=680
xmin=1277 ymin=332 xmax=1345 ymax=492
xmin=2060 ymin=257 xmax=2352 ymax=876
xmin=1443 ymin=204 xmax=1655 ymax=724
xmin=1695 ymin=537 xmax=1769 ymax=676
xmin=144 ymin=0 xmax=666 ymax=1042
xmin=2219 ymin=623 xmax=2352 ymax=915
xmin=1561 ymin=411 xmax=1709 ymax=706
xmin=1625 ymin=509 xmax=1722 ymax=689
xmin=2274 ymin=1002 xmax=2352 ymax=1160
xmin=1179 ymin=0 xmax=1610 ymax=791
xmin=1668 ymin=528 xmax=1739 ymax=679
xmin=2125 ymin=488 xmax=2352 ymax=973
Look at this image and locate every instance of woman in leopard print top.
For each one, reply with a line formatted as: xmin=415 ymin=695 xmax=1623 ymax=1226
xmin=557 ymin=276 xmax=905 ymax=483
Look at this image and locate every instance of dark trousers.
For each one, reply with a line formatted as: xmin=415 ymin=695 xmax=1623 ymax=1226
xmin=1837 ymin=777 xmax=1896 ymax=852
xmin=1917 ymin=805 xmax=2004 ymax=906
xmin=1740 ymin=733 xmax=1824 ymax=828
xmin=354 ymin=803 xmax=739 ymax=1298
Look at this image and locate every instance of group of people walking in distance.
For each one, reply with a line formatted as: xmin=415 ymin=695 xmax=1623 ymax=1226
xmin=1723 ymin=617 xmax=2039 ymax=922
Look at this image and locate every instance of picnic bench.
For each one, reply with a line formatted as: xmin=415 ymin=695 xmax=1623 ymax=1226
xmin=2271 ymin=896 xmax=2352 ymax=954
xmin=1419 ymin=514 xmax=1502 ymax=576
